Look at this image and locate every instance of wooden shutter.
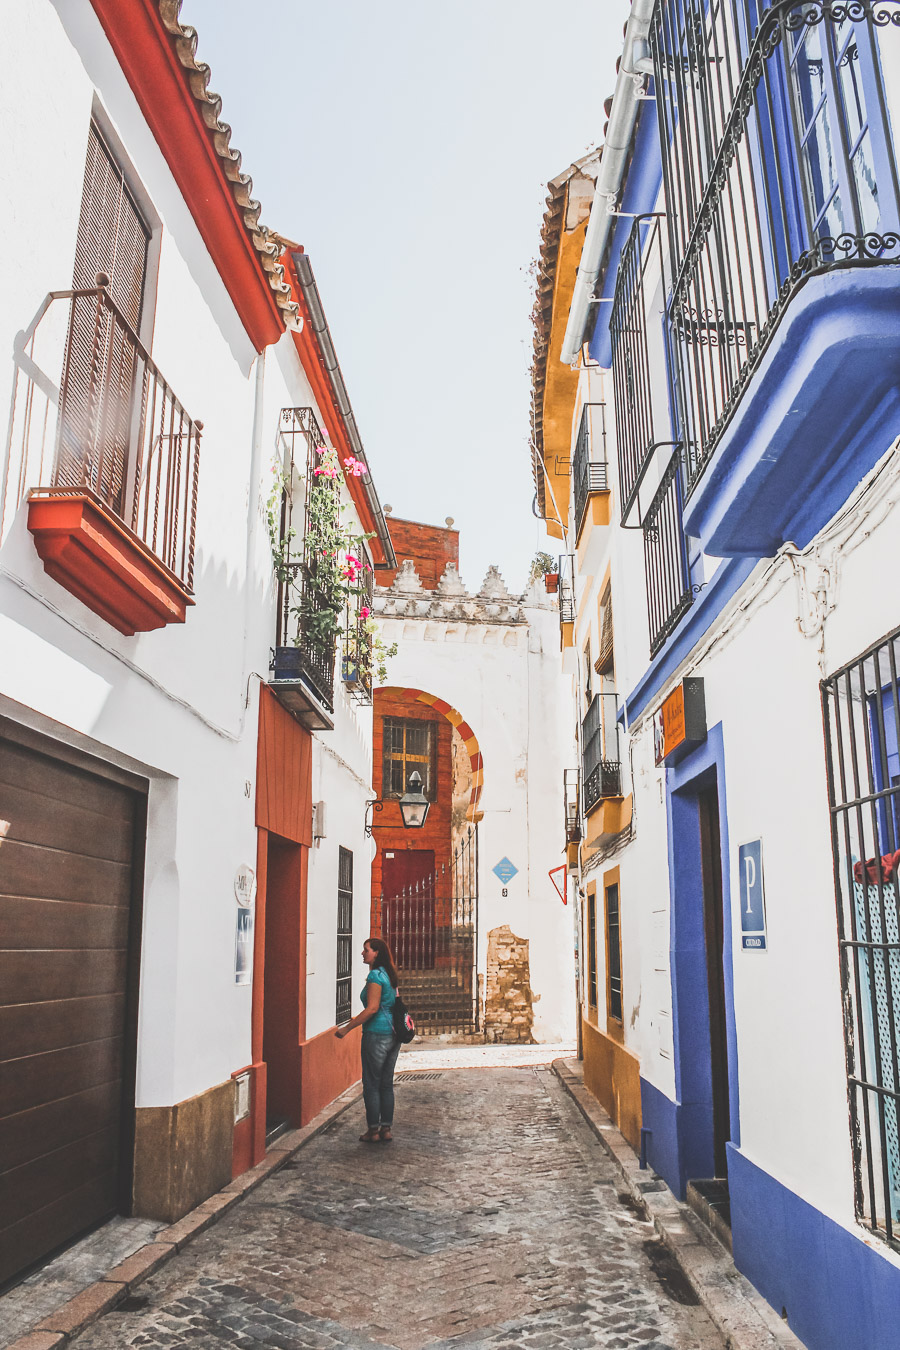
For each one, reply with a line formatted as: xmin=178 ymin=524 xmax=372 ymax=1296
xmin=56 ymin=122 xmax=151 ymax=513
xmin=596 ymin=587 xmax=614 ymax=675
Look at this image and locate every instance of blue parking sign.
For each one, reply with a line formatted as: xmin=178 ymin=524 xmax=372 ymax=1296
xmin=738 ymin=839 xmax=767 ymax=950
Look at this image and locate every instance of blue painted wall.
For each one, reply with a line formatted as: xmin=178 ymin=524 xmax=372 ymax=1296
xmin=729 ymin=1145 xmax=900 ymax=1350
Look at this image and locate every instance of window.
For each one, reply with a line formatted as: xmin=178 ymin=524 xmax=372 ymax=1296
xmin=336 ymin=847 xmax=353 ymax=1024
xmin=382 ymin=718 xmax=436 ymax=799
xmin=822 ymin=626 xmax=900 ymax=1246
xmin=606 ymin=883 xmax=623 ymax=1023
xmin=583 ymin=641 xmax=593 ymax=710
xmin=596 ymin=586 xmax=615 ymax=677
xmin=587 ymin=890 xmax=598 ymax=1009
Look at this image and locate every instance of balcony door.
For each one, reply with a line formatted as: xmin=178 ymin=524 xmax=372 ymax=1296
xmin=57 ymin=120 xmax=151 ymax=517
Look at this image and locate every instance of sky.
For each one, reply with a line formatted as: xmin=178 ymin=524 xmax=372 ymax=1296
xmin=183 ymin=0 xmax=629 ymax=593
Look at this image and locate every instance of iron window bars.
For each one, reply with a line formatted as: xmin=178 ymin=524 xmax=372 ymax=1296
xmin=587 ymin=892 xmax=599 ymax=1009
xmin=336 ymin=846 xmax=353 ymax=1024
xmin=609 ymin=214 xmax=693 ymax=656
xmin=651 ymin=0 xmax=900 ymax=494
xmin=582 ymin=692 xmax=623 ymax=813
xmin=564 ymin=768 xmax=583 ymax=844
xmin=1 ymin=282 xmax=201 ymax=590
xmin=606 ymin=883 xmax=624 ymax=1022
xmin=274 ymin=407 xmax=339 ymax=709
xmin=822 ymin=624 xmax=900 ymax=1248
xmin=573 ymin=403 xmax=609 ymax=536
xmin=382 ymin=717 xmax=436 ymax=800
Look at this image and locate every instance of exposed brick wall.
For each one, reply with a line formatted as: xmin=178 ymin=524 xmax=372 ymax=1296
xmin=484 ymin=925 xmax=536 ymax=1044
xmin=371 ymin=689 xmax=453 ymax=935
xmin=378 ymin=518 xmax=459 ymax=591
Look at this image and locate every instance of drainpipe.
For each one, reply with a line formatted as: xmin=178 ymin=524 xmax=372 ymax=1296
xmin=560 ymin=0 xmax=658 ymax=366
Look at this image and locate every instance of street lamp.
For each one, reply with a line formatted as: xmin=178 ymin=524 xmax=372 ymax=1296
xmin=398 ymin=770 xmax=430 ymax=829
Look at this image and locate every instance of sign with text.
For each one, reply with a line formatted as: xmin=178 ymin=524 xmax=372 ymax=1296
xmin=738 ymin=839 xmax=767 ymax=950
xmin=653 ymin=678 xmax=706 ymax=766
xmin=492 ymin=857 xmax=519 ymax=884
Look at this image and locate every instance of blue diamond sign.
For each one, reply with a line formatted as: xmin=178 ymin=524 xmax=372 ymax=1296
xmin=492 ymin=857 xmax=519 ymax=885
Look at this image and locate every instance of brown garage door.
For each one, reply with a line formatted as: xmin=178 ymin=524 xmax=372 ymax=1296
xmin=0 ymin=735 xmax=142 ymax=1286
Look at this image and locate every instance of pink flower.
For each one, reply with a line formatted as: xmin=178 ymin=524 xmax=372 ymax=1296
xmin=360 ymin=606 xmax=371 ymax=619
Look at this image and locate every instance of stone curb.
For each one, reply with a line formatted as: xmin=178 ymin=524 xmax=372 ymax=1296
xmin=552 ymin=1059 xmax=805 ymax=1350
xmin=10 ymin=1082 xmax=363 ymax=1350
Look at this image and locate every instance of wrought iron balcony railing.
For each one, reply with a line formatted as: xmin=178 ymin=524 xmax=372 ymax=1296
xmin=558 ymin=552 xmax=576 ymax=629
xmin=582 ymin=692 xmax=622 ymax=814
xmin=564 ymin=767 xmax=582 ymax=845
xmin=272 ymin=407 xmax=338 ymax=711
xmin=573 ymin=403 xmax=608 ymax=534
xmin=651 ymin=0 xmax=900 ymax=493
xmin=2 ymin=282 xmax=201 ymax=588
xmin=342 ymin=564 xmax=375 ymax=705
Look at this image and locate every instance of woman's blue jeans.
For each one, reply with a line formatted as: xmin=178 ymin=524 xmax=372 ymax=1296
xmin=361 ymin=1033 xmax=401 ymax=1129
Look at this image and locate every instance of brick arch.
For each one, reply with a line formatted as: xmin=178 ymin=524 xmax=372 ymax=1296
xmin=380 ymin=687 xmax=484 ymax=821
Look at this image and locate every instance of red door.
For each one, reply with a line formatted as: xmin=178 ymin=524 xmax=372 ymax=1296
xmin=382 ymin=850 xmax=435 ymax=969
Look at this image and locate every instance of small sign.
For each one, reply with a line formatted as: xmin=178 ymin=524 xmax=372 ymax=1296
xmin=549 ymin=865 xmax=567 ymax=905
xmin=653 ymin=678 xmax=707 ymax=767
xmin=738 ymin=839 xmax=767 ymax=950
xmin=234 ymin=864 xmax=256 ymax=907
xmin=492 ymin=857 xmax=519 ymax=884
xmin=234 ymin=906 xmax=255 ymax=983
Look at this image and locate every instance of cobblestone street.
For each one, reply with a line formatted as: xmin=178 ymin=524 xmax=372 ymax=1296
xmin=70 ymin=1064 xmax=726 ymax=1350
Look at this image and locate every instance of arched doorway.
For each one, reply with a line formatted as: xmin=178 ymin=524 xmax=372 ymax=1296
xmin=371 ymin=687 xmax=483 ymax=1034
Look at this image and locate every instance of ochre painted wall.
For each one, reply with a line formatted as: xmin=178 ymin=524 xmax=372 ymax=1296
xmin=581 ymin=1014 xmax=642 ymax=1151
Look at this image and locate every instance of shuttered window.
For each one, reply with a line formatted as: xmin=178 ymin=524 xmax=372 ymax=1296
xmin=336 ymin=848 xmax=353 ymax=1024
xmin=596 ymin=586 xmax=614 ymax=676
xmin=56 ymin=121 xmax=151 ymax=513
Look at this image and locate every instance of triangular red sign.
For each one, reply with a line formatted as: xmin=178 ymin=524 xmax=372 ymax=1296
xmin=549 ymin=865 xmax=567 ymax=905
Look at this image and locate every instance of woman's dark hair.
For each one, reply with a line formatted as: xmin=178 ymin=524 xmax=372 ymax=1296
xmin=365 ymin=936 xmax=399 ymax=988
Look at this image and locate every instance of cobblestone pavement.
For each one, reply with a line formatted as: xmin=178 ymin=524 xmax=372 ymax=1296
xmin=72 ymin=1065 xmax=726 ymax=1350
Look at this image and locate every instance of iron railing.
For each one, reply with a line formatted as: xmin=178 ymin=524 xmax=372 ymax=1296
xmin=342 ymin=562 xmax=375 ymax=704
xmin=582 ymin=692 xmax=622 ymax=814
xmin=822 ymin=624 xmax=900 ymax=1248
xmin=644 ymin=453 xmax=694 ymax=656
xmin=651 ymin=0 xmax=900 ymax=493
xmin=336 ymin=846 xmax=353 ymax=1024
xmin=573 ymin=403 xmax=608 ymax=534
xmin=273 ymin=407 xmax=338 ymax=709
xmin=379 ymin=825 xmax=480 ymax=1034
xmin=2 ymin=283 xmax=201 ymax=588
xmin=558 ymin=552 xmax=576 ymax=627
xmin=564 ymin=767 xmax=582 ymax=844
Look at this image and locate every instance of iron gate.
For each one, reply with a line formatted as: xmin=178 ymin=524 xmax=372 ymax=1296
xmin=822 ymin=626 xmax=900 ymax=1247
xmin=381 ymin=825 xmax=479 ymax=1034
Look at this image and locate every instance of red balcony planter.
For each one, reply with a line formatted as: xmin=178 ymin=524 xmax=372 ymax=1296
xmin=27 ymin=490 xmax=194 ymax=636
xmin=544 ymin=572 xmax=559 ymax=594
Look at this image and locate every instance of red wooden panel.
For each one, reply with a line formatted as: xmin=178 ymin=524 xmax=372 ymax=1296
xmin=255 ymin=688 xmax=312 ymax=845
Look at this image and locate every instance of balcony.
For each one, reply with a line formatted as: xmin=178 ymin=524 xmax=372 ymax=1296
xmin=563 ymin=767 xmax=582 ymax=868
xmin=573 ymin=402 xmax=609 ymax=550
xmin=557 ymin=551 xmax=576 ymax=651
xmin=652 ymin=0 xmax=900 ymax=556
xmin=2 ymin=282 xmax=200 ymax=634
xmin=582 ymin=692 xmax=622 ymax=814
xmin=268 ymin=408 xmax=337 ymax=731
xmin=341 ymin=565 xmax=375 ymax=706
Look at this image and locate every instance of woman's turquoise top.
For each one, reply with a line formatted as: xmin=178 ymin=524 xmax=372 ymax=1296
xmin=361 ymin=967 xmax=396 ymax=1036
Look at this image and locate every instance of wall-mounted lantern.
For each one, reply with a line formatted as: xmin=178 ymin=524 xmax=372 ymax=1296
xmin=399 ymin=770 xmax=430 ymax=829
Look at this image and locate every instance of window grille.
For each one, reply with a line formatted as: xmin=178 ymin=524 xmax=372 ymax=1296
xmin=336 ymin=847 xmax=353 ymax=1025
xmin=382 ymin=718 xmax=436 ymax=800
xmin=558 ymin=553 xmax=576 ymax=626
xmin=587 ymin=891 xmax=598 ymax=1009
xmin=572 ymin=403 xmax=608 ymax=534
xmin=822 ymin=625 xmax=900 ymax=1247
xmin=606 ymin=883 xmax=623 ymax=1023
xmin=582 ymin=693 xmax=622 ymax=813
xmin=342 ymin=558 xmax=375 ymax=704
xmin=650 ymin=0 xmax=900 ymax=493
xmin=643 ymin=454 xmax=693 ymax=657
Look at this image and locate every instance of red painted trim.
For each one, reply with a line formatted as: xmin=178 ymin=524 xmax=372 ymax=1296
xmin=27 ymin=494 xmax=192 ymax=634
xmin=89 ymin=0 xmax=283 ymax=353
xmin=280 ymin=254 xmax=388 ymax=565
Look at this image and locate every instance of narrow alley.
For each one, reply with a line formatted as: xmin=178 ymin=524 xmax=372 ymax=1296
xmin=67 ymin=1062 xmax=724 ymax=1350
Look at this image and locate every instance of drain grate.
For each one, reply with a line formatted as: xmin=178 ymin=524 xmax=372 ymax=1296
xmin=395 ymin=1072 xmax=443 ymax=1082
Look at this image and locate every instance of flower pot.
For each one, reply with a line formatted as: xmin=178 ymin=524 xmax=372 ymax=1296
xmin=544 ymin=572 xmax=559 ymax=594
xmin=272 ymin=646 xmax=304 ymax=681
xmin=342 ymin=656 xmax=360 ymax=685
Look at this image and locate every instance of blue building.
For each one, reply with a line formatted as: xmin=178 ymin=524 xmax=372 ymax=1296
xmin=531 ymin=2 xmax=900 ymax=1345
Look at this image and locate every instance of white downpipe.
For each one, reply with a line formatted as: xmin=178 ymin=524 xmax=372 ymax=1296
xmin=560 ymin=0 xmax=658 ymax=366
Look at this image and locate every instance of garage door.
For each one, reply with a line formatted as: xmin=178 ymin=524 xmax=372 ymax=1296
xmin=0 ymin=736 xmax=142 ymax=1286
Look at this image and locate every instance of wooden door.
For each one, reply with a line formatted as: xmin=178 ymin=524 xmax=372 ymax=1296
xmin=382 ymin=849 xmax=435 ymax=969
xmin=0 ymin=737 xmax=141 ymax=1286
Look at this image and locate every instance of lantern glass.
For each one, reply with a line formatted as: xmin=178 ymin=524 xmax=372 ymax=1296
xmin=399 ymin=770 xmax=430 ymax=829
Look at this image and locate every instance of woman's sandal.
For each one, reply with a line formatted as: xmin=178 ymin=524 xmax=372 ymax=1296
xmin=378 ymin=1126 xmax=393 ymax=1143
xmin=359 ymin=1127 xmax=380 ymax=1143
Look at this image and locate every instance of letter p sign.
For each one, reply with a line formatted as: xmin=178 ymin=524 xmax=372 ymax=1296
xmin=738 ymin=839 xmax=766 ymax=950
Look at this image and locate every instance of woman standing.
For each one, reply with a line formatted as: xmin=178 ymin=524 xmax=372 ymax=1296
xmin=335 ymin=936 xmax=401 ymax=1142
